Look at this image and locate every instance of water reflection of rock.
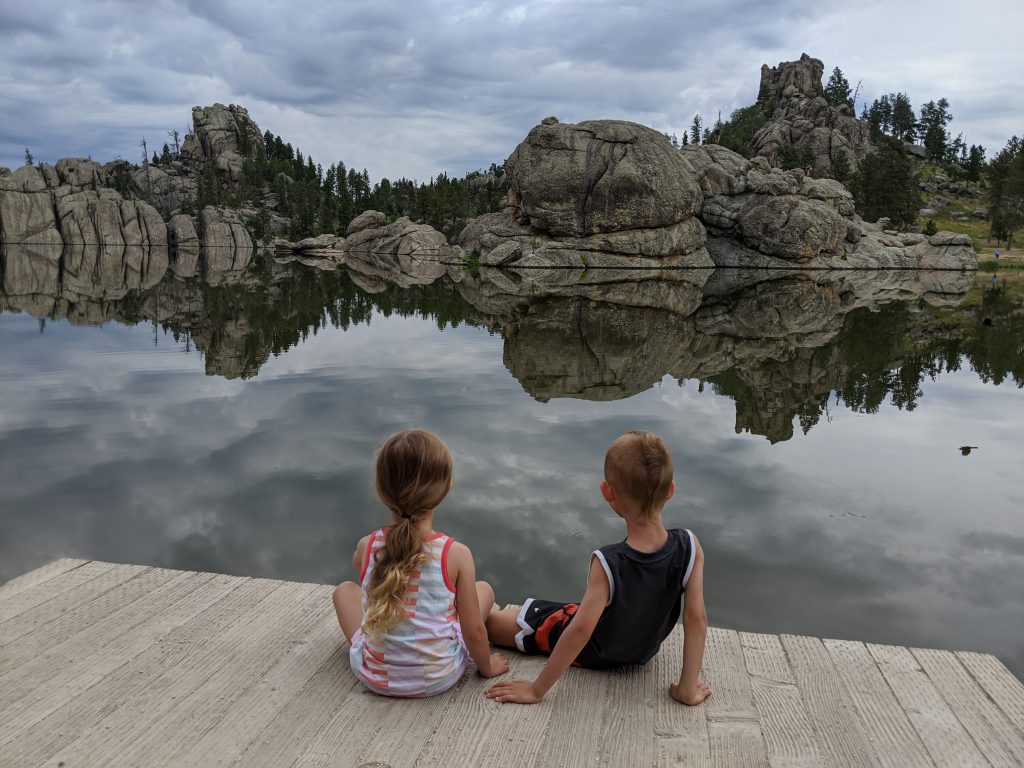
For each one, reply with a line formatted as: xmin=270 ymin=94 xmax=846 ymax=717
xmin=0 ymin=242 xmax=1000 ymax=441
xmin=481 ymin=268 xmax=977 ymax=441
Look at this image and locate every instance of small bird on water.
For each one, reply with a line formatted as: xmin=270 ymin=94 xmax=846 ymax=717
xmin=959 ymin=446 xmax=979 ymax=456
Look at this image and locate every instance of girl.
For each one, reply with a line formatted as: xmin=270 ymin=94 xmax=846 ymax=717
xmin=332 ymin=429 xmax=508 ymax=696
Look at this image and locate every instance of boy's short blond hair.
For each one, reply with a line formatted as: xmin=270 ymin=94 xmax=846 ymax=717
xmin=604 ymin=430 xmax=673 ymax=520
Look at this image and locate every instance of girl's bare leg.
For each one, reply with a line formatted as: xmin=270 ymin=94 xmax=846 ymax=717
xmin=332 ymin=581 xmax=362 ymax=642
xmin=485 ymin=606 xmax=521 ymax=649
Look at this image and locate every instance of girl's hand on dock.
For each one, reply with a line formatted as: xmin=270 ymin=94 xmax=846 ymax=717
xmin=479 ymin=651 xmax=510 ymax=678
xmin=485 ymin=679 xmax=543 ymax=704
xmin=670 ymin=680 xmax=712 ymax=706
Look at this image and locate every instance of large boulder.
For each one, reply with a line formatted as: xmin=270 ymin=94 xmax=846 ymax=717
xmin=54 ymin=158 xmax=107 ymax=190
xmin=130 ymin=164 xmax=198 ymax=217
xmin=168 ymin=214 xmax=201 ymax=277
xmin=199 ymin=206 xmax=253 ymax=282
xmin=0 ymin=166 xmax=64 ymax=249
xmin=506 ymin=118 xmax=703 ymax=236
xmin=344 ymin=214 xmax=456 ymax=288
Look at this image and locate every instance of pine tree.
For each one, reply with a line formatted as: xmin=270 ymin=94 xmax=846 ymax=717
xmin=689 ymin=114 xmax=703 ymax=145
xmin=890 ymin=93 xmax=917 ymax=142
xmin=919 ymin=98 xmax=953 ymax=162
xmin=24 ymin=147 xmax=33 ymax=165
xmin=966 ymin=145 xmax=986 ymax=183
xmin=988 ymin=136 xmax=1023 ymax=249
xmin=823 ymin=67 xmax=853 ymax=108
xmin=850 ymin=136 xmax=921 ymax=228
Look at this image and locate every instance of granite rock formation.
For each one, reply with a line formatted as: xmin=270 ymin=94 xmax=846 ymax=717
xmin=749 ymin=53 xmax=874 ymax=177
xmin=451 ymin=118 xmax=974 ymax=274
xmin=458 ymin=118 xmax=713 ymax=271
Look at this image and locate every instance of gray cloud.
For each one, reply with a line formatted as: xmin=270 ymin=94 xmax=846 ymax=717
xmin=3 ymin=1 xmax=1021 ymax=180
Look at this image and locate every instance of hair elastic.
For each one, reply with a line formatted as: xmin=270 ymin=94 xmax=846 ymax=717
xmin=400 ymin=511 xmax=413 ymax=520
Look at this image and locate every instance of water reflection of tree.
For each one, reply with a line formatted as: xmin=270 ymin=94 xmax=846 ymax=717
xmin=712 ymin=287 xmax=1024 ymax=442
xmin=148 ymin=264 xmax=494 ymax=378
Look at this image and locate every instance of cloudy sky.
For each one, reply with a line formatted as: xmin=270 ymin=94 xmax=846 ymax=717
xmin=1 ymin=0 xmax=1022 ymax=182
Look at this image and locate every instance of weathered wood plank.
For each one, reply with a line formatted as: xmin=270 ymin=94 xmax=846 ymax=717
xmin=739 ymin=632 xmax=795 ymax=684
xmin=2 ymin=562 xmax=1020 ymax=768
xmin=0 ymin=560 xmax=116 ymax=625
xmin=739 ymin=632 xmax=821 ymax=768
xmin=0 ymin=569 xmax=200 ymax=714
xmin=595 ymin=658 xmax=659 ymax=767
xmin=147 ymin=593 xmax=338 ymax=767
xmin=704 ymin=627 xmax=769 ymax=768
xmin=913 ymin=647 xmax=1024 ymax=767
xmin=0 ymin=559 xmax=88 ymax=603
xmin=956 ymin=651 xmax=1024 ymax=736
xmin=0 ymin=575 xmax=266 ymax=767
xmin=822 ymin=639 xmax=934 ymax=768
xmin=0 ymin=571 xmax=230 ymax=748
xmin=533 ymin=663 xmax=612 ymax=767
xmin=0 ymin=564 xmax=159 ymax=658
xmin=867 ymin=643 xmax=989 ymax=768
xmin=409 ymin=652 xmax=536 ymax=767
xmin=292 ymin=647 xmax=480 ymax=768
xmin=656 ymin=625 xmax=711 ymax=768
xmin=53 ymin=581 xmax=326 ymax=768
xmin=231 ymin=645 xmax=358 ymax=768
xmin=406 ymin=651 xmax=552 ymax=768
xmin=779 ymin=634 xmax=879 ymax=768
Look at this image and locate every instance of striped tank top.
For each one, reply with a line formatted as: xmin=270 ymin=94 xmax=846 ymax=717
xmin=349 ymin=528 xmax=469 ymax=697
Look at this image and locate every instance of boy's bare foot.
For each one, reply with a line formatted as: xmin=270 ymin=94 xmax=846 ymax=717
xmin=479 ymin=651 xmax=510 ymax=678
xmin=670 ymin=680 xmax=712 ymax=705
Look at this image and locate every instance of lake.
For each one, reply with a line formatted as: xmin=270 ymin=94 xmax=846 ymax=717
xmin=1 ymin=245 xmax=1022 ymax=676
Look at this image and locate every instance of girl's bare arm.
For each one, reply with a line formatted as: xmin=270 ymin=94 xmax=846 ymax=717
xmin=450 ymin=543 xmax=506 ymax=677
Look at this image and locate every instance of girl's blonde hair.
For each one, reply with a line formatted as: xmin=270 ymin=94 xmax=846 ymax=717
xmin=363 ymin=429 xmax=453 ymax=639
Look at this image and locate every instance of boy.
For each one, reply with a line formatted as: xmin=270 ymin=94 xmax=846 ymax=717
xmin=484 ymin=429 xmax=711 ymax=706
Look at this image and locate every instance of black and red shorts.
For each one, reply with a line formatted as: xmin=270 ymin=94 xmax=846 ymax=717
xmin=514 ymin=598 xmax=579 ymax=655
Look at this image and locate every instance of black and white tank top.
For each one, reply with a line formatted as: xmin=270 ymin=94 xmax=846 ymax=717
xmin=577 ymin=528 xmax=696 ymax=668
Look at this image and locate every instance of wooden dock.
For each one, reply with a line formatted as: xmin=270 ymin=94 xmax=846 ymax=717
xmin=1 ymin=560 xmax=1022 ymax=767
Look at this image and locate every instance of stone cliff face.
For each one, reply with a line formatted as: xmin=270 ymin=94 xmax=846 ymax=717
xmin=133 ymin=103 xmax=264 ymax=218
xmin=442 ymin=118 xmax=975 ymax=273
xmin=749 ymin=53 xmax=874 ymax=176
xmin=459 ymin=118 xmax=713 ymax=271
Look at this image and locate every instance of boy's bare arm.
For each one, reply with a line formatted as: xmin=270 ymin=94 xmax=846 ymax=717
xmin=672 ymin=535 xmax=711 ymax=705
xmin=486 ymin=559 xmax=610 ymax=704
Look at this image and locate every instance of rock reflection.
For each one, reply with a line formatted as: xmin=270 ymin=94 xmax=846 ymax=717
xmin=2 ymin=243 xmax=1019 ymax=442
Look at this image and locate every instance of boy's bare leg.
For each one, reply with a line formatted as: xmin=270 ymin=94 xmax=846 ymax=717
xmin=475 ymin=580 xmax=496 ymax=624
xmin=332 ymin=581 xmax=362 ymax=642
xmin=485 ymin=606 xmax=521 ymax=648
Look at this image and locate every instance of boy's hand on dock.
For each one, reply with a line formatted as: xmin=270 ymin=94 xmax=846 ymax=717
xmin=479 ymin=651 xmax=510 ymax=678
xmin=670 ymin=680 xmax=712 ymax=706
xmin=485 ymin=679 xmax=543 ymax=704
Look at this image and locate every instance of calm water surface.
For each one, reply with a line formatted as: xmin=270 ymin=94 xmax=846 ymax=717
xmin=1 ymin=248 xmax=1022 ymax=675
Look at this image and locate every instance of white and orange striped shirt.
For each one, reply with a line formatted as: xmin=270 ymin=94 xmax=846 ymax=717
xmin=349 ymin=529 xmax=469 ymax=697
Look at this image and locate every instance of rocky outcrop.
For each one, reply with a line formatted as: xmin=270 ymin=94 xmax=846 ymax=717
xmin=168 ymin=214 xmax=201 ymax=277
xmin=470 ymin=118 xmax=713 ymax=271
xmin=0 ymin=164 xmax=169 ymax=257
xmin=749 ymin=54 xmax=874 ymax=177
xmin=181 ymin=104 xmax=264 ymax=170
xmin=0 ymin=166 xmax=65 ymax=250
xmin=199 ymin=207 xmax=254 ymax=283
xmin=131 ymin=163 xmax=199 ymax=218
xmin=454 ymin=119 xmax=974 ymax=274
